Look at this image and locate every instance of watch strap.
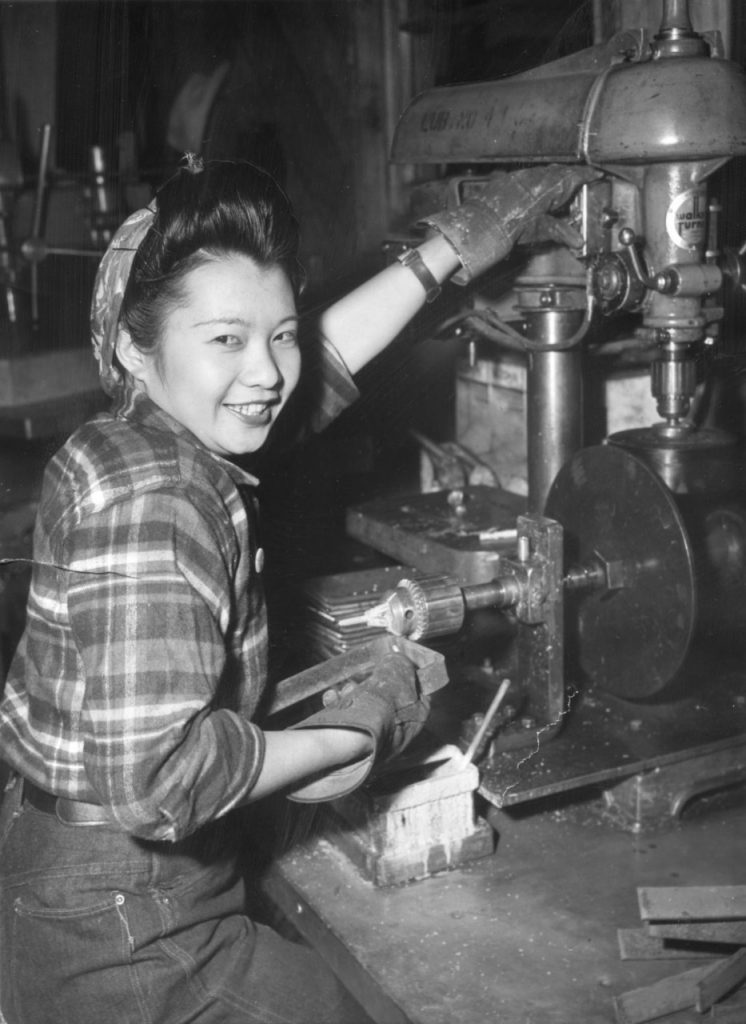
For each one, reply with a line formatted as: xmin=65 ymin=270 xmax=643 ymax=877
xmin=395 ymin=248 xmax=441 ymax=303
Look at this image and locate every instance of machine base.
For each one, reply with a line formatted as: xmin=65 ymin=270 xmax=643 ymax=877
xmin=601 ymin=743 xmax=746 ymax=831
xmin=476 ymin=665 xmax=746 ymax=811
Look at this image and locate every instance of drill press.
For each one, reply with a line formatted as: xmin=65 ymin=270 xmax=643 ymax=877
xmin=339 ymin=0 xmax=746 ymax=826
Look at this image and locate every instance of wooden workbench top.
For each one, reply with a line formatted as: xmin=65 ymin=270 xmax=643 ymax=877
xmin=261 ymin=796 xmax=746 ymax=1024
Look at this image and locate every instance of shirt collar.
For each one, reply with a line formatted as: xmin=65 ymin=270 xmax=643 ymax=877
xmin=114 ymin=388 xmax=261 ymax=489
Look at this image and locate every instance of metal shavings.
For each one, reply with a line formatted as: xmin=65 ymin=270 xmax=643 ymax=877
xmin=497 ymin=687 xmax=581 ymax=806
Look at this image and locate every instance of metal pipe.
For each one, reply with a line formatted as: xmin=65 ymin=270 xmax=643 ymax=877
xmin=523 ymin=308 xmax=585 ymax=513
xmin=659 ymin=0 xmax=697 ymax=38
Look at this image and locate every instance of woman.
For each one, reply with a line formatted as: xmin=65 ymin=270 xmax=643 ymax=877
xmin=0 ymin=157 xmax=593 ymax=1023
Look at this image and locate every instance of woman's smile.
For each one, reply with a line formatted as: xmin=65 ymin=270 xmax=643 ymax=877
xmin=224 ymin=399 xmax=278 ymax=425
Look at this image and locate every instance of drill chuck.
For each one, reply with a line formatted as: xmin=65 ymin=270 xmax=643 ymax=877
xmin=364 ymin=576 xmax=466 ymax=640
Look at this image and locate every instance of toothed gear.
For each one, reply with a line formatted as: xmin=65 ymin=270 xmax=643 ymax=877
xmin=397 ymin=579 xmax=430 ymax=640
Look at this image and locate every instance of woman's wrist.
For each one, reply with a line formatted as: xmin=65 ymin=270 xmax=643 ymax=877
xmin=414 ymin=235 xmax=462 ymax=283
xmin=244 ymin=728 xmax=374 ymax=803
xmin=310 ymin=725 xmax=374 ymax=765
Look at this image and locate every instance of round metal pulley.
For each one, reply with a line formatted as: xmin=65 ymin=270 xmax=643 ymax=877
xmin=545 ymin=445 xmax=696 ymax=699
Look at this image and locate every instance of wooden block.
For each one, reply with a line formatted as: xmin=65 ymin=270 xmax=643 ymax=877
xmin=618 ymin=928 xmax=722 ymax=961
xmin=638 ymin=887 xmax=746 ymax=923
xmin=324 ymin=744 xmax=497 ymax=885
xmin=649 ymin=922 xmax=746 ymax=946
xmin=710 ymin=990 xmax=746 ymax=1022
xmin=325 ymin=808 xmax=496 ymax=887
xmin=696 ymin=948 xmax=746 ymax=1013
xmin=613 ymin=963 xmax=723 ymax=1024
xmin=705 ymin=971 xmax=746 ymax=1019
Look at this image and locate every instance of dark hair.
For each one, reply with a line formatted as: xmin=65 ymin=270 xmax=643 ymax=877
xmin=119 ymin=160 xmax=303 ymax=352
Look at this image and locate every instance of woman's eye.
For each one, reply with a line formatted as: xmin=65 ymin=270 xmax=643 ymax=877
xmin=213 ymin=334 xmax=241 ymax=347
xmin=273 ymin=330 xmax=298 ymax=348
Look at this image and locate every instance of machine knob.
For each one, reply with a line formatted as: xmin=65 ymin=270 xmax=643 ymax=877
xmin=592 ymin=250 xmax=646 ymax=313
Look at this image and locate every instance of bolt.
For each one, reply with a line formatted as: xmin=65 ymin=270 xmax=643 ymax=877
xmin=601 ymin=208 xmax=619 ymax=229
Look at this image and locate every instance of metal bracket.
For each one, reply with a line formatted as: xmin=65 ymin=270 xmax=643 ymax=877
xmin=502 ymin=515 xmax=565 ymax=732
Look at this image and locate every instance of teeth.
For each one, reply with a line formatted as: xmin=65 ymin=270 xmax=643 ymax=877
xmin=228 ymin=403 xmax=268 ymax=415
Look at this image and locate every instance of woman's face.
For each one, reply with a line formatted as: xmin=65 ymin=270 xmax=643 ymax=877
xmin=131 ymin=254 xmax=301 ymax=457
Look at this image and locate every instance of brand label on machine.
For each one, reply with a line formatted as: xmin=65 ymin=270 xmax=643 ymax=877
xmin=666 ymin=189 xmax=707 ymax=251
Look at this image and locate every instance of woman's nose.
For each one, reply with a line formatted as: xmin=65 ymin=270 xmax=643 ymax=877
xmin=239 ymin=338 xmax=283 ymax=390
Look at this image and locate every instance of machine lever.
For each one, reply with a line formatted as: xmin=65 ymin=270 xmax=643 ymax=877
xmin=618 ymin=227 xmax=677 ymax=295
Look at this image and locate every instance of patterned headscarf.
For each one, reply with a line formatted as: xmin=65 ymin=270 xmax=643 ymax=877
xmin=90 ymin=203 xmax=156 ymax=397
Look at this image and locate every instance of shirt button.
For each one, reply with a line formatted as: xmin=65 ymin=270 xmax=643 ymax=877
xmin=254 ymin=548 xmax=265 ymax=573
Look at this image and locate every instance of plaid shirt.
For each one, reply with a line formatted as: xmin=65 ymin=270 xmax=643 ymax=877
xmin=0 ymin=340 xmax=358 ymax=842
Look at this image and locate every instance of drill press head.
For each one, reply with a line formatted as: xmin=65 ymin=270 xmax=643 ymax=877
xmin=392 ymin=0 xmax=746 ymax=438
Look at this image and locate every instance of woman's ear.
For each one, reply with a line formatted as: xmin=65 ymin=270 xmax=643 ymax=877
xmin=115 ymin=328 xmax=147 ymax=381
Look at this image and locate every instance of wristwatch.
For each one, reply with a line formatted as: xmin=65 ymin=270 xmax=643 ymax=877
xmin=395 ymin=247 xmax=441 ymax=303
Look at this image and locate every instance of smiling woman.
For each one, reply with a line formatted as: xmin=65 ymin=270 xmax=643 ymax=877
xmin=117 ymin=256 xmax=301 ymax=457
xmin=0 ymin=155 xmax=592 ymax=1024
xmin=0 ymin=157 xmax=446 ymax=1024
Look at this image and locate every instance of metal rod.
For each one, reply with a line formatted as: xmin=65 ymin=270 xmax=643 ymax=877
xmin=32 ymin=124 xmax=52 ymax=241
xmin=527 ymin=343 xmax=583 ymax=513
xmin=563 ymin=561 xmax=607 ymax=593
xmin=30 ymin=123 xmax=52 ymax=330
xmin=463 ymin=678 xmax=511 ymax=763
xmin=462 ymin=579 xmax=520 ymax=612
xmin=659 ymin=0 xmax=694 ymax=37
xmin=36 ymin=247 xmax=103 ymax=259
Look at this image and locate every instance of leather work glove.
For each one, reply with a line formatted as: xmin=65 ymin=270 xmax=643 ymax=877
xmin=419 ymin=163 xmax=601 ymax=285
xmin=287 ymin=650 xmax=430 ymax=802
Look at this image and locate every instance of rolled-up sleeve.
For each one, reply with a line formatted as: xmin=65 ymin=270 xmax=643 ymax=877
xmin=65 ymin=486 xmax=265 ymax=842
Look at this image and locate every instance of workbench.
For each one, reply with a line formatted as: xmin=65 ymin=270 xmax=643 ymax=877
xmin=261 ymin=791 xmax=746 ymax=1024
